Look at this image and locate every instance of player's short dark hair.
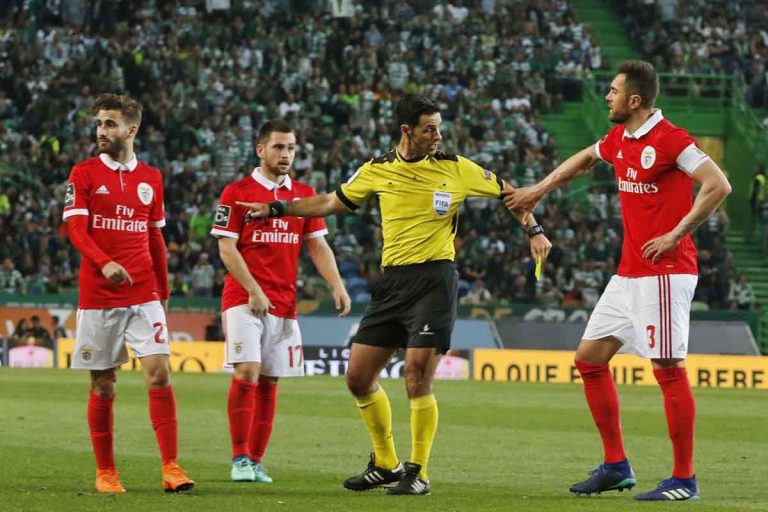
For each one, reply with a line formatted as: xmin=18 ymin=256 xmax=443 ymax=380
xmin=90 ymin=93 xmax=143 ymax=125
xmin=257 ymin=119 xmax=294 ymax=145
xmin=616 ymin=60 xmax=659 ymax=108
xmin=395 ymin=94 xmax=441 ymax=128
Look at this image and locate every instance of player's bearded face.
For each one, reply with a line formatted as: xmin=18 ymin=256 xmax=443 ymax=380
xmin=606 ymin=75 xmax=632 ymax=124
xmin=95 ymin=110 xmax=131 ymax=157
xmin=258 ymin=132 xmax=297 ymax=176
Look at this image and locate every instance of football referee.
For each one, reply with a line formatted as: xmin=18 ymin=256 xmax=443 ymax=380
xmin=237 ymin=94 xmax=552 ymax=495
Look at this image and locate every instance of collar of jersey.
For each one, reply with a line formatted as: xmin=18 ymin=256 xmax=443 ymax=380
xmin=622 ymin=109 xmax=663 ymax=140
xmin=396 ymin=149 xmax=428 ymax=163
xmin=251 ymin=167 xmax=292 ymax=190
xmin=99 ymin=153 xmax=138 ymax=171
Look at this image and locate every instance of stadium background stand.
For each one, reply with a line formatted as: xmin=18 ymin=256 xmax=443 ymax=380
xmin=0 ymin=0 xmax=757 ymax=313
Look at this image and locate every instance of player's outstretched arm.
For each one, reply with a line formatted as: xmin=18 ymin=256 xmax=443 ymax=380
xmin=642 ymin=160 xmax=732 ymax=263
xmin=504 ymin=145 xmax=599 ymax=212
xmin=305 ymin=236 xmax=352 ymax=317
xmin=217 ymin=237 xmax=273 ymax=317
xmin=237 ymin=192 xmax=347 ymax=220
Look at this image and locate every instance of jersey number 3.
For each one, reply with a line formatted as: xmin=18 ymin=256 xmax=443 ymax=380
xmin=646 ymin=325 xmax=656 ymax=349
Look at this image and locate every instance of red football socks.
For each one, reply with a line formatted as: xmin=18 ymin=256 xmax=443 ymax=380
xmin=148 ymin=386 xmax=178 ymax=464
xmin=88 ymin=391 xmax=115 ymax=470
xmin=575 ymin=360 xmax=627 ymax=464
xmin=249 ymin=380 xmax=278 ymax=462
xmin=228 ymin=377 xmax=257 ymax=458
xmin=654 ymin=367 xmax=696 ymax=478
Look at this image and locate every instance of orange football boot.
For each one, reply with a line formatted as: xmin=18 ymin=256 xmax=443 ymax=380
xmin=161 ymin=461 xmax=195 ymax=493
xmin=95 ymin=468 xmax=126 ymax=494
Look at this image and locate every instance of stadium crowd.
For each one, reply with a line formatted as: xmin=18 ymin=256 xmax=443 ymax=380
xmin=610 ymin=0 xmax=768 ymax=107
xmin=0 ymin=0 xmax=754 ymax=311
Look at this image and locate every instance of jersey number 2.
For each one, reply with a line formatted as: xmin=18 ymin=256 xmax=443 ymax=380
xmin=646 ymin=325 xmax=656 ymax=349
xmin=153 ymin=322 xmax=166 ymax=344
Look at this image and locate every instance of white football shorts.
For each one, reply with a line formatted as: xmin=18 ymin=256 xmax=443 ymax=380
xmin=222 ymin=305 xmax=304 ymax=377
xmin=582 ymin=274 xmax=698 ymax=359
xmin=71 ymin=300 xmax=170 ymax=370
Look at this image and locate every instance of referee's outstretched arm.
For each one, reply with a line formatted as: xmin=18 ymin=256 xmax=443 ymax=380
xmin=237 ymin=192 xmax=347 ymax=220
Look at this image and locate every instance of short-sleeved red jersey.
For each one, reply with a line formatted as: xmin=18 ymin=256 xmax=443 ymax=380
xmin=63 ymin=154 xmax=166 ymax=308
xmin=211 ymin=169 xmax=328 ymax=318
xmin=595 ymin=110 xmax=710 ymax=277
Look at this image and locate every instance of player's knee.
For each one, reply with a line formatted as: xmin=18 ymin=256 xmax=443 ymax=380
xmin=91 ymin=380 xmax=115 ymax=397
xmin=146 ymin=366 xmax=170 ymax=388
xmin=234 ymin=365 xmax=260 ymax=383
xmin=91 ymin=370 xmax=116 ymax=397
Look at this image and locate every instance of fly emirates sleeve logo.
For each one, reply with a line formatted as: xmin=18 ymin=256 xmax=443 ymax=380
xmin=617 ymin=167 xmax=659 ymax=194
xmin=92 ymin=205 xmax=148 ymax=232
xmin=251 ymin=218 xmax=299 ymax=244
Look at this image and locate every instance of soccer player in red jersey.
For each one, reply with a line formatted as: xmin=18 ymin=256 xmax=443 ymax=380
xmin=63 ymin=94 xmax=194 ymax=494
xmin=505 ymin=61 xmax=731 ymax=501
xmin=211 ymin=119 xmax=351 ymax=483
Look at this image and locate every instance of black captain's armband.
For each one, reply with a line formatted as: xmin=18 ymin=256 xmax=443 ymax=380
xmin=527 ymin=224 xmax=545 ymax=238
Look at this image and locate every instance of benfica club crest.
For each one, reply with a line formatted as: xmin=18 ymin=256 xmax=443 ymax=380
xmin=137 ymin=182 xmax=153 ymax=205
xmin=641 ymin=146 xmax=656 ymax=169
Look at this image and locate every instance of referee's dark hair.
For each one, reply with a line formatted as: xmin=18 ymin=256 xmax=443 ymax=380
xmin=396 ymin=94 xmax=440 ymax=128
xmin=617 ymin=60 xmax=659 ymax=108
xmin=257 ymin=119 xmax=294 ymax=144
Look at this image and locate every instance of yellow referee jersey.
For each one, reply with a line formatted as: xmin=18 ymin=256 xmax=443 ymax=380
xmin=335 ymin=149 xmax=504 ymax=266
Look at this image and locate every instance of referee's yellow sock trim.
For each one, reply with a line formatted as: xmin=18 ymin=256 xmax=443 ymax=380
xmin=410 ymin=393 xmax=438 ymax=481
xmin=355 ymin=385 xmax=399 ymax=470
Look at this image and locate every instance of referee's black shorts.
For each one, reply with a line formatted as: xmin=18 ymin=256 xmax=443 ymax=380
xmin=351 ymin=260 xmax=458 ymax=354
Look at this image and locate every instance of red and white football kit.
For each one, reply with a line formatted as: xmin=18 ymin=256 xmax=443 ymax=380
xmin=583 ymin=110 xmax=710 ymax=359
xmin=211 ymin=169 xmax=327 ymax=376
xmin=63 ymin=153 xmax=170 ymax=369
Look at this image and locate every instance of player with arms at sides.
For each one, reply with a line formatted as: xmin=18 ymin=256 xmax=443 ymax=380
xmin=237 ymin=95 xmax=552 ymax=495
xmin=505 ymin=61 xmax=732 ymax=501
xmin=211 ymin=119 xmax=351 ymax=483
xmin=62 ymin=94 xmax=194 ymax=494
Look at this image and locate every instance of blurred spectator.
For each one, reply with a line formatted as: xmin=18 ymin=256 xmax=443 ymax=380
xmin=749 ymin=165 xmax=767 ymax=236
xmin=191 ymin=253 xmax=215 ymax=297
xmin=12 ymin=318 xmax=28 ymax=345
xmin=762 ymin=190 xmax=768 ymax=253
xmin=460 ymin=279 xmax=493 ymax=306
xmin=204 ymin=312 xmax=224 ymax=341
xmin=25 ymin=315 xmax=52 ymax=349
xmin=0 ymin=258 xmax=24 ymax=293
xmin=51 ymin=315 xmax=67 ymax=341
xmin=170 ymin=271 xmax=190 ymax=297
xmin=728 ymin=275 xmax=755 ymax=311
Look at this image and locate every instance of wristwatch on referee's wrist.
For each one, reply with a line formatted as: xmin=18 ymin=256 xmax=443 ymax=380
xmin=268 ymin=200 xmax=288 ymax=217
xmin=526 ymin=224 xmax=544 ymax=238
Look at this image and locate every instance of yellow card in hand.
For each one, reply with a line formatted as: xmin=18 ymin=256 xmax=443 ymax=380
xmin=535 ymin=256 xmax=542 ymax=282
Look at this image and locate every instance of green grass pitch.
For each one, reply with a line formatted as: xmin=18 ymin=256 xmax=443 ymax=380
xmin=0 ymin=368 xmax=765 ymax=511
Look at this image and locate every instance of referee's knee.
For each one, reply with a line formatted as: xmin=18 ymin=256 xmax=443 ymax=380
xmin=346 ymin=372 xmax=376 ymax=397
